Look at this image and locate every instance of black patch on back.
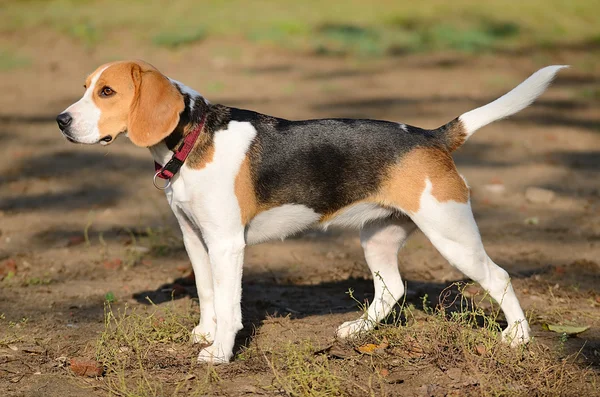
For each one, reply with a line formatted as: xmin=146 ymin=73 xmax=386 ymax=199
xmin=203 ymin=104 xmax=232 ymax=134
xmin=223 ymin=107 xmax=445 ymax=214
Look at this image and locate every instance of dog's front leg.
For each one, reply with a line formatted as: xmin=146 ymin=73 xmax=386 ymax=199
xmin=173 ymin=209 xmax=216 ymax=346
xmin=196 ymin=229 xmax=245 ymax=364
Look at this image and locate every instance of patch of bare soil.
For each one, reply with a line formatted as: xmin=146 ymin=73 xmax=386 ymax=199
xmin=1 ymin=32 xmax=599 ymax=396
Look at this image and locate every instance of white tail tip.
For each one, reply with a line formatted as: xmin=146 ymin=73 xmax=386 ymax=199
xmin=459 ymin=65 xmax=569 ymax=137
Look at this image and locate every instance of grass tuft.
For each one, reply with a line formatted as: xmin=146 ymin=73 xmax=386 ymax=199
xmin=264 ymin=341 xmax=347 ymax=396
xmin=152 ymin=27 xmax=206 ymax=49
xmin=89 ymin=282 xmax=599 ymax=395
xmin=311 ymin=17 xmax=522 ymax=57
xmin=65 ymin=22 xmax=101 ymax=48
xmin=346 ymin=282 xmax=599 ymax=396
xmin=2 ymin=1 xmax=597 ymax=55
xmin=95 ymin=302 xmax=216 ymax=397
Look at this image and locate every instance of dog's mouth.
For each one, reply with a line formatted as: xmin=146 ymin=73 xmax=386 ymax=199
xmin=100 ymin=135 xmax=113 ymax=145
xmin=60 ymin=129 xmax=78 ymax=143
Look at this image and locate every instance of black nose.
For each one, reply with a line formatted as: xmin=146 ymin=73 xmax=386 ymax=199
xmin=56 ymin=113 xmax=72 ymax=130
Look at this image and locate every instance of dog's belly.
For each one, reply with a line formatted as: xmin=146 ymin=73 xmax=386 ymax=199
xmin=245 ymin=202 xmax=394 ymax=245
xmin=321 ymin=203 xmax=394 ymax=229
xmin=245 ymin=204 xmax=320 ymax=245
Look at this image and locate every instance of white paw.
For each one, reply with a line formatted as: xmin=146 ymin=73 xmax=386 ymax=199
xmin=191 ymin=324 xmax=215 ymax=345
xmin=197 ymin=343 xmax=231 ymax=364
xmin=336 ymin=318 xmax=374 ymax=339
xmin=501 ymin=321 xmax=531 ymax=347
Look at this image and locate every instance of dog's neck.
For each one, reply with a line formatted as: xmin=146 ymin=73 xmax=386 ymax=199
xmin=163 ymin=79 xmax=211 ymax=152
xmin=148 ymin=80 xmax=232 ymax=171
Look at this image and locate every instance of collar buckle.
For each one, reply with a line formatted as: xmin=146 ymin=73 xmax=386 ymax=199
xmin=152 ymin=114 xmax=206 ymax=190
xmin=153 ymin=170 xmax=172 ymax=190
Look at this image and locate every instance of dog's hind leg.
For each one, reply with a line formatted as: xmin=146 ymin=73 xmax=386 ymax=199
xmin=409 ymin=179 xmax=530 ymax=346
xmin=336 ymin=217 xmax=416 ymax=339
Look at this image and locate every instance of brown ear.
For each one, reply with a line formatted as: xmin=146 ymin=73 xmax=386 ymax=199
xmin=127 ymin=64 xmax=184 ymax=147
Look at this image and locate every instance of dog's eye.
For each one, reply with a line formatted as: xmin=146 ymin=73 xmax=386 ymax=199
xmin=100 ymin=86 xmax=115 ymax=97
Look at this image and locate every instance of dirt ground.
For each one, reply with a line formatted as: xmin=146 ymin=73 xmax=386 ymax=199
xmin=0 ymin=33 xmax=599 ymax=396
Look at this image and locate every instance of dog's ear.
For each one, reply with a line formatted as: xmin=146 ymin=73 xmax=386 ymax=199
xmin=127 ymin=63 xmax=184 ymax=147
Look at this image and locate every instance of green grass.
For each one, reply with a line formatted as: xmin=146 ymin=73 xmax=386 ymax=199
xmin=205 ymin=81 xmax=225 ymax=94
xmin=312 ymin=18 xmax=521 ymax=56
xmin=0 ymin=49 xmax=30 ymax=71
xmin=91 ymin=284 xmax=599 ymax=396
xmin=95 ymin=302 xmax=216 ymax=397
xmin=64 ymin=22 xmax=101 ymax=48
xmin=153 ymin=27 xmax=206 ymax=49
xmin=24 ymin=276 xmax=53 ymax=286
xmin=264 ymin=341 xmax=347 ymax=396
xmin=1 ymin=0 xmax=598 ymax=55
xmin=577 ymin=87 xmax=600 ymax=100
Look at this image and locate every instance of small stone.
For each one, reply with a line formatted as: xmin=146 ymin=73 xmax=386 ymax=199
xmin=525 ymin=187 xmax=556 ymax=204
xmin=129 ymin=245 xmax=150 ymax=254
xmin=103 ymin=258 xmax=122 ymax=270
xmin=446 ymin=367 xmax=462 ymax=381
xmin=483 ymin=183 xmax=506 ymax=194
xmin=0 ymin=258 xmax=17 ymax=281
xmin=524 ymin=217 xmax=539 ymax=225
xmin=56 ymin=356 xmax=69 ymax=367
xmin=176 ymin=264 xmax=190 ymax=273
xmin=240 ymin=385 xmax=265 ymax=394
xmin=67 ymin=235 xmax=85 ymax=247
xmin=21 ymin=345 xmax=45 ymax=355
xmin=475 ymin=344 xmax=487 ymax=356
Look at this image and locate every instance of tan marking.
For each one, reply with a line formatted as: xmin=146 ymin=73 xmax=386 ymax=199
xmin=127 ymin=62 xmax=184 ymax=147
xmin=83 ymin=60 xmax=184 ymax=147
xmin=84 ymin=74 xmax=92 ymax=89
xmin=183 ymin=118 xmax=216 ymax=170
xmin=445 ymin=119 xmax=467 ymax=152
xmin=375 ymin=147 xmax=469 ymax=213
xmin=92 ymin=62 xmax=138 ymax=141
xmin=187 ymin=136 xmax=215 ymax=170
xmin=234 ymin=156 xmax=259 ymax=225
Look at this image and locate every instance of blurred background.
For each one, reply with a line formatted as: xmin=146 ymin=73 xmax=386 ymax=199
xmin=0 ymin=1 xmax=599 ymax=395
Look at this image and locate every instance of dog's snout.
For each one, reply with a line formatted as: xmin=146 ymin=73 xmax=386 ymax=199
xmin=56 ymin=113 xmax=73 ymax=130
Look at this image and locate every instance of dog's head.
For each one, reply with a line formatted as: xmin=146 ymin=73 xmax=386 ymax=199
xmin=56 ymin=60 xmax=185 ymax=147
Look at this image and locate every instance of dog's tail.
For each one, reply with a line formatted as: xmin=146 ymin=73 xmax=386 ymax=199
xmin=436 ymin=65 xmax=568 ymax=152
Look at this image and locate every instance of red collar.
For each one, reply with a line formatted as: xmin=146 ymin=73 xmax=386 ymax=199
xmin=153 ymin=115 xmax=206 ymax=189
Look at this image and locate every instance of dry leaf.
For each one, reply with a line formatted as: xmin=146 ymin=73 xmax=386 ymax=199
xmin=542 ymin=324 xmax=589 ymax=335
xmin=70 ymin=357 xmax=104 ymax=377
xmin=357 ymin=343 xmax=379 ymax=354
xmin=357 ymin=339 xmax=389 ymax=355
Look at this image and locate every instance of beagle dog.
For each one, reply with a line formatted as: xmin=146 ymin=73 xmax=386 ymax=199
xmin=57 ymin=60 xmax=566 ymax=363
